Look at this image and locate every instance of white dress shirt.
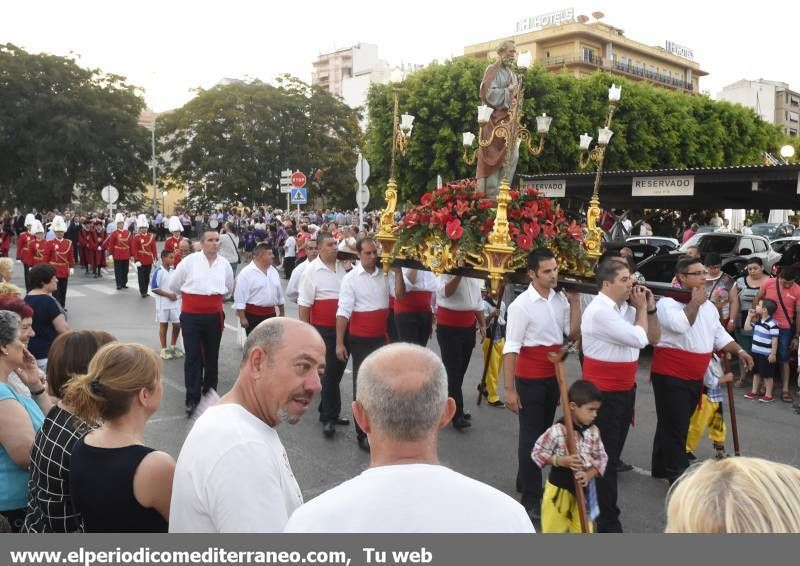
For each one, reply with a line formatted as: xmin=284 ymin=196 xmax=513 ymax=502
xmin=435 ymin=275 xmax=482 ymax=312
xmin=336 ymin=264 xmax=389 ymax=318
xmin=404 ymin=268 xmax=436 ymax=292
xmin=233 ymin=262 xmax=284 ymax=310
xmin=655 ymin=298 xmax=732 ymax=353
xmin=297 ymin=257 xmax=347 ymax=307
xmin=503 ymin=285 xmax=570 ymax=355
xmin=581 ymin=293 xmax=648 ymax=362
xmin=286 ymin=260 xmax=309 ymax=303
xmin=167 ymin=251 xmax=234 ymax=296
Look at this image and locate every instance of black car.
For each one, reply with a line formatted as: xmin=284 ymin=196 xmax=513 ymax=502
xmin=771 ymin=242 xmax=800 ymax=280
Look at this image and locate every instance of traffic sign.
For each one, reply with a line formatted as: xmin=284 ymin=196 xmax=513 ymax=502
xmin=290 ymin=187 xmax=307 ymax=204
xmin=355 ymin=153 xmax=370 ymax=186
xmin=101 ymin=185 xmax=119 ymax=204
xmin=356 ymin=185 xmax=370 ymax=209
xmin=280 ymin=169 xmax=293 ymax=193
xmin=291 ymin=171 xmax=306 ymax=188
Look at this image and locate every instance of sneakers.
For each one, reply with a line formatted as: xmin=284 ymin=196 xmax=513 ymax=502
xmin=743 ymin=392 xmax=759 ymax=400
xmin=759 ymin=395 xmax=775 ymax=403
xmin=160 ymin=348 xmax=173 ymax=360
xmin=170 ymin=347 xmax=185 ymax=359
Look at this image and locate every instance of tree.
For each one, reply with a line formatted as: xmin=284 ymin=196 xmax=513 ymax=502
xmin=157 ymin=76 xmax=362 ymax=211
xmin=364 ymin=58 xmax=784 ymax=204
xmin=0 ymin=43 xmax=150 ymax=210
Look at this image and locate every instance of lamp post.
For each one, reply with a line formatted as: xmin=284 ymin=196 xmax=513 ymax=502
xmin=162 ymin=190 xmax=167 ymax=215
xmin=377 ymin=69 xmax=415 ymax=273
xmin=780 ymin=144 xmax=796 ymax=163
xmin=578 ymin=83 xmax=621 ymax=263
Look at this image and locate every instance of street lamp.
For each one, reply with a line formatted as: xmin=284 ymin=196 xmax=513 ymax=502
xmin=780 ymin=144 xmax=796 ymax=162
xmin=577 ymin=83 xmax=621 ymax=262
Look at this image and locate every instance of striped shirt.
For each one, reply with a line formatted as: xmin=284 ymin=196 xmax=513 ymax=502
xmin=751 ymin=317 xmax=779 ymax=356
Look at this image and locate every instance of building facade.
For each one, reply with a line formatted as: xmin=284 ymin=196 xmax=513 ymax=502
xmin=717 ymin=79 xmax=800 ymax=137
xmin=463 ymin=19 xmax=707 ymax=94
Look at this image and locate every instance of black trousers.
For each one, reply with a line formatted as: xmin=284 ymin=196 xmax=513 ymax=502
xmin=180 ymin=312 xmax=223 ymax=405
xmin=593 ymin=386 xmax=636 ymax=533
xmin=113 ymin=259 xmax=129 ymax=289
xmin=53 ymin=277 xmax=68 ymax=308
xmin=651 ymin=373 xmax=703 ymax=481
xmin=350 ymin=335 xmax=385 ymax=438
xmin=244 ymin=312 xmax=275 ymax=336
xmin=386 ymin=310 xmax=400 ymax=343
xmin=515 ymin=376 xmax=559 ymax=512
xmin=316 ymin=325 xmax=349 ymax=423
xmin=436 ymin=323 xmax=475 ymax=418
xmin=283 ymin=256 xmax=296 ymax=280
xmin=23 ymin=264 xmax=31 ymax=292
xmin=136 ymin=263 xmax=152 ymax=296
xmin=396 ymin=311 xmax=432 ymax=347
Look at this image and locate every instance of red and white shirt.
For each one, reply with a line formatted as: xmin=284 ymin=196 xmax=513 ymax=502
xmin=653 ymin=297 xmax=733 ymax=381
xmin=166 ymin=251 xmax=234 ymax=314
xmin=503 ymin=285 xmax=571 ymax=379
xmin=435 ymin=275 xmax=482 ymax=328
xmin=336 ymin=264 xmax=389 ymax=338
xmin=581 ymin=293 xmax=648 ymax=391
xmin=298 ymin=257 xmax=347 ymax=328
xmin=395 ymin=268 xmax=435 ymax=314
xmin=233 ymin=262 xmax=284 ymax=315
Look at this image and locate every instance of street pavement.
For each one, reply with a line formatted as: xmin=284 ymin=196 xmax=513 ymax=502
xmin=8 ymin=250 xmax=800 ymax=533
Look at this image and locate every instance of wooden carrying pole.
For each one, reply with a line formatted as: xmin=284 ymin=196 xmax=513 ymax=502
xmin=548 ymin=349 xmax=590 ymax=533
xmin=721 ymin=353 xmax=741 ymax=456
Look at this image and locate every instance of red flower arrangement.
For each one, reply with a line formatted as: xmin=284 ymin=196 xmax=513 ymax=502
xmin=395 ymin=179 xmax=588 ymax=270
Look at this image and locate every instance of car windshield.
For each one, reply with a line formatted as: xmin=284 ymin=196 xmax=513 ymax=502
xmin=752 ymin=224 xmax=777 ymax=237
xmin=678 ymin=234 xmax=737 ymax=254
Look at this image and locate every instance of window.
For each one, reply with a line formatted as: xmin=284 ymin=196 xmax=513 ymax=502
xmin=790 ymin=128 xmax=798 ymax=136
xmin=789 ymin=111 xmax=799 ymax=123
xmin=581 ymin=47 xmax=595 ymax=62
xmin=753 ymin=239 xmax=767 ymax=253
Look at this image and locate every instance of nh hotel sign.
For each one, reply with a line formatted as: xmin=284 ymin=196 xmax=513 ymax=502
xmin=515 ymin=8 xmax=574 ymax=33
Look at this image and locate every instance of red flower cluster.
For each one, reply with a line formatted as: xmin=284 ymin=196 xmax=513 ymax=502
xmin=399 ymin=180 xmax=489 ymax=242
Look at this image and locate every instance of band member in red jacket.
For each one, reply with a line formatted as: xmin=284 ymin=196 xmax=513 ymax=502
xmin=17 ymin=214 xmax=36 ymax=291
xmin=0 ymin=224 xmax=11 ymax=258
xmin=89 ymin=220 xmax=106 ymax=278
xmin=27 ymin=220 xmax=48 ymax=269
xmin=131 ymin=214 xmax=157 ymax=297
xmin=103 ymin=213 xmax=132 ymax=290
xmin=44 ymin=216 xmax=75 ymax=308
xmin=164 ymin=216 xmax=183 ymax=254
xmin=78 ymin=218 xmax=93 ymax=274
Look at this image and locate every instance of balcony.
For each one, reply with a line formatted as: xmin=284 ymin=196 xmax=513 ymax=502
xmin=538 ymin=53 xmax=694 ymax=92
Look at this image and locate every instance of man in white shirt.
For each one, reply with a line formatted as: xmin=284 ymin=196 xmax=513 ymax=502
xmin=435 ymin=274 xmax=487 ymax=430
xmin=286 ymin=239 xmax=319 ymax=303
xmin=581 ymin=259 xmax=660 ymax=532
xmin=167 ymin=230 xmax=234 ymax=417
xmin=283 ymin=227 xmax=297 ymax=280
xmin=651 ymin=257 xmax=753 ymax=483
xmin=335 ymin=238 xmax=389 ymax=451
xmin=298 ymin=231 xmax=349 ymax=438
xmin=284 ymin=343 xmax=534 ymax=533
xmin=502 ymin=247 xmax=580 ymax=520
xmin=393 ymin=268 xmax=436 ymax=347
xmin=170 ymin=318 xmax=324 ymax=532
xmin=234 ymin=243 xmax=284 ymax=335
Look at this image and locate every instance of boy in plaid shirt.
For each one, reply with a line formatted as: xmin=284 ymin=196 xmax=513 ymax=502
xmin=532 ymin=381 xmax=608 ymax=533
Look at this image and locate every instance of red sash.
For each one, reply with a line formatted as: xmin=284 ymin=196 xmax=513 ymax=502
xmin=395 ymin=291 xmax=433 ymax=313
xmin=181 ymin=293 xmax=224 ymax=314
xmin=389 ymin=296 xmax=395 ymax=310
xmin=651 ymin=347 xmax=711 ymax=381
xmin=437 ymin=306 xmax=476 ymax=328
xmin=582 ymin=357 xmax=639 ymax=391
xmin=310 ymin=298 xmax=338 ymax=328
xmin=245 ymin=304 xmax=276 ymax=316
xmin=350 ymin=309 xmax=389 ymax=338
xmin=515 ymin=345 xmax=562 ymax=379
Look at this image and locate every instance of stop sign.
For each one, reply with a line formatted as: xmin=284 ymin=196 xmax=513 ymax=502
xmin=291 ymin=171 xmax=306 ymax=188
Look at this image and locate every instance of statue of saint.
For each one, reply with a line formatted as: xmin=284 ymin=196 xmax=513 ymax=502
xmin=477 ymin=40 xmax=520 ymax=198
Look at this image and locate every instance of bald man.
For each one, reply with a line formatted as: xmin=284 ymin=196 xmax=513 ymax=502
xmin=285 ymin=343 xmax=534 ymax=533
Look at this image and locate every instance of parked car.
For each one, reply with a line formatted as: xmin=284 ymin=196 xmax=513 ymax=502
xmin=626 ymin=236 xmax=680 ymax=250
xmin=791 ymin=228 xmax=800 ymax=238
xmin=751 ymin=222 xmax=795 ymax=240
xmin=771 ymin=242 xmax=800 ymax=279
xmin=637 ymin=233 xmax=780 ymax=283
xmin=604 ymin=241 xmax=669 ymax=264
xmin=770 ymin=237 xmax=800 ymax=254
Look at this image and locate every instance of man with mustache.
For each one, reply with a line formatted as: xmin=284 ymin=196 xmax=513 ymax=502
xmin=169 ymin=318 xmax=325 ymax=533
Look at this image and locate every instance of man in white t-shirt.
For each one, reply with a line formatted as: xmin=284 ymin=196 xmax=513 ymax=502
xmin=284 ymin=343 xmax=534 ymax=533
xmin=169 ymin=318 xmax=325 ymax=533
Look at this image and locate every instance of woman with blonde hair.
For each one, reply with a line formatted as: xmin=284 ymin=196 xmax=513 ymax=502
xmin=0 ymin=257 xmax=13 ymax=283
xmin=666 ymin=457 xmax=800 ymax=533
xmin=64 ymin=343 xmax=175 ymax=532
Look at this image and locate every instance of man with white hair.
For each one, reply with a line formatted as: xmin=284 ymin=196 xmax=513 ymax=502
xmin=43 ymin=216 xmax=74 ymax=308
xmin=285 ymin=343 xmax=534 ymax=533
xmin=170 ymin=318 xmax=324 ymax=532
xmin=102 ymin=213 xmax=132 ymax=290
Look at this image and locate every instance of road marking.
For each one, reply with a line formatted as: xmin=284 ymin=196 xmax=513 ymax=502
xmin=631 ymin=465 xmax=652 ymax=477
xmin=224 ymin=323 xmax=238 ymax=332
xmin=66 ymin=289 xmax=86 ymax=298
xmin=149 ymin=415 xmax=186 ymax=424
xmin=82 ymin=284 xmax=118 ymax=295
xmin=161 ymin=375 xmax=186 ymax=393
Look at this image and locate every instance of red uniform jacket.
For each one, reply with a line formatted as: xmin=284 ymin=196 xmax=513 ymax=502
xmin=89 ymin=230 xmax=105 ymax=267
xmin=164 ymin=235 xmax=181 ymax=254
xmin=0 ymin=232 xmax=10 ymax=257
xmin=44 ymin=238 xmax=75 ymax=278
xmin=27 ymin=238 xmax=48 ymax=266
xmin=17 ymin=232 xmax=32 ymax=263
xmin=131 ymin=233 xmax=157 ymax=265
xmin=78 ymin=228 xmax=92 ymax=263
xmin=103 ymin=229 xmax=132 ymax=261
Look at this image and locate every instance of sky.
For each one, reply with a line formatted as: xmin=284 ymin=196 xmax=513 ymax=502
xmin=3 ymin=0 xmax=798 ymax=113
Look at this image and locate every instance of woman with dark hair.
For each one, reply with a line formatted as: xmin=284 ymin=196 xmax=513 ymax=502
xmin=0 ymin=310 xmax=53 ymax=531
xmin=64 ymin=343 xmax=174 ymax=532
xmin=24 ymin=263 xmax=69 ymax=368
xmin=23 ymin=330 xmax=116 ymax=532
